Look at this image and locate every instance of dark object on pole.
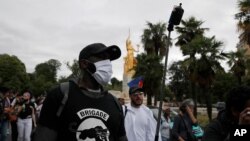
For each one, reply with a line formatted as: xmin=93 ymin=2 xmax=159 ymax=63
xmin=154 ymin=3 xmax=184 ymax=141
xmin=168 ymin=3 xmax=184 ymax=32
xmin=169 ymin=3 xmax=184 ymax=26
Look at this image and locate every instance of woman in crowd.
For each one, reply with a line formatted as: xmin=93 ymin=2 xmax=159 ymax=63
xmin=171 ymin=99 xmax=198 ymax=141
xmin=161 ymin=103 xmax=172 ymax=141
xmin=16 ymin=91 xmax=36 ymax=141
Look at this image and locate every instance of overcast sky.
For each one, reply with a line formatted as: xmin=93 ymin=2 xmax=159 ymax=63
xmin=0 ymin=0 xmax=239 ymax=80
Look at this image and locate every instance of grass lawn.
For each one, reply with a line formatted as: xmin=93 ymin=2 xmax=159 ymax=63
xmin=197 ymin=112 xmax=218 ymax=128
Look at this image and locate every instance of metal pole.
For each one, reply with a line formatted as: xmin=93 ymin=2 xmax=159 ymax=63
xmin=154 ymin=4 xmax=183 ymax=140
xmin=154 ymin=30 xmax=172 ymax=141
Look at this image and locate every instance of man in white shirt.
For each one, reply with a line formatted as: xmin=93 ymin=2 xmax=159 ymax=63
xmin=123 ymin=86 xmax=161 ymax=141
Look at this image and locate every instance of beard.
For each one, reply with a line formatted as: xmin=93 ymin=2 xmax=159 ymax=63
xmin=131 ymin=98 xmax=143 ymax=107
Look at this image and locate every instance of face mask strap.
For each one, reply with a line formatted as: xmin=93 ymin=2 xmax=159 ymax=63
xmin=80 ymin=59 xmax=96 ymax=74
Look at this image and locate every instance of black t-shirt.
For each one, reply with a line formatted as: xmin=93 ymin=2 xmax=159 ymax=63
xmin=39 ymin=81 xmax=126 ymax=141
xmin=19 ymin=102 xmax=35 ymax=119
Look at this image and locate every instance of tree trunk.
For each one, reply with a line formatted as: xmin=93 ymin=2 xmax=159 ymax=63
xmin=191 ymin=82 xmax=198 ymax=118
xmin=154 ymin=95 xmax=157 ymax=106
xmin=147 ymin=93 xmax=152 ymax=106
xmin=203 ymin=87 xmax=212 ymax=121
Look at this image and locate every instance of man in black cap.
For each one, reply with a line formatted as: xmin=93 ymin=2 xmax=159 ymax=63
xmin=33 ymin=43 xmax=127 ymax=141
xmin=123 ymin=86 xmax=160 ymax=141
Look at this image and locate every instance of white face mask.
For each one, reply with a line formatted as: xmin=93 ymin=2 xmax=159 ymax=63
xmin=92 ymin=59 xmax=113 ymax=86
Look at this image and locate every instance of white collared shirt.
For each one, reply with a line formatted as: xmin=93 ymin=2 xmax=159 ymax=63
xmin=123 ymin=103 xmax=161 ymax=141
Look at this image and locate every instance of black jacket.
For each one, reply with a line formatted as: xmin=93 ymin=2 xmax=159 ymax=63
xmin=202 ymin=110 xmax=232 ymax=141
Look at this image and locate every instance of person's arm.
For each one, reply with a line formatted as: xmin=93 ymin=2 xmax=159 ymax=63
xmin=146 ymin=109 xmax=162 ymax=141
xmin=30 ymin=105 xmax=37 ymax=127
xmin=178 ymin=136 xmax=185 ymax=141
xmin=32 ymin=86 xmax=62 ymax=141
xmin=11 ymin=98 xmax=16 ymax=107
xmin=171 ymin=115 xmax=185 ymax=141
xmin=186 ymin=106 xmax=197 ymax=124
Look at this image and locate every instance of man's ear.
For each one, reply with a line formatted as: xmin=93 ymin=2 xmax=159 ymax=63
xmin=79 ymin=60 xmax=96 ymax=73
xmin=79 ymin=60 xmax=88 ymax=69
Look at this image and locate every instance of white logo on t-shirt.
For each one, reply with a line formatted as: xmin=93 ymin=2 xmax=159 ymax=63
xmin=74 ymin=109 xmax=110 ymax=141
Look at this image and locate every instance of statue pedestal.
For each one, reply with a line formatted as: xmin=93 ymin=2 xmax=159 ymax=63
xmin=122 ymin=73 xmax=132 ymax=99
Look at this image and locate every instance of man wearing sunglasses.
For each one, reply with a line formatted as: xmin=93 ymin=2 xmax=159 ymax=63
xmin=33 ymin=43 xmax=127 ymax=141
xmin=123 ymin=86 xmax=161 ymax=141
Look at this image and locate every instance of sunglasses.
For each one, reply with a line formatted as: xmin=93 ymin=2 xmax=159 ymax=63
xmin=131 ymin=92 xmax=144 ymax=96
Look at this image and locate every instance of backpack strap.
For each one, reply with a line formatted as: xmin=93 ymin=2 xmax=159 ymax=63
xmin=56 ymin=82 xmax=69 ymax=117
xmin=110 ymin=94 xmax=123 ymax=114
xmin=124 ymin=105 xmax=128 ymax=117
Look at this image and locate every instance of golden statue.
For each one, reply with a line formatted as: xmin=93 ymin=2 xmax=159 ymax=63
xmin=124 ymin=31 xmax=139 ymax=75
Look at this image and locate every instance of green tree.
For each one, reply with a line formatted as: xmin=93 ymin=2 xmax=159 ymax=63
xmin=188 ymin=36 xmax=225 ymax=121
xmin=139 ymin=22 xmax=168 ymax=105
xmin=31 ymin=59 xmax=61 ymax=96
xmin=66 ymin=59 xmax=81 ymax=78
xmin=110 ymin=77 xmax=122 ymax=91
xmin=133 ymin=54 xmax=163 ymax=105
xmin=226 ymin=49 xmax=250 ymax=85
xmin=175 ymin=17 xmax=209 ymax=117
xmin=0 ymin=54 xmax=29 ymax=91
xmin=168 ymin=61 xmax=189 ymax=101
xmin=175 ymin=17 xmax=225 ymax=121
xmin=141 ymin=22 xmax=168 ymax=57
xmin=212 ymin=72 xmax=237 ymax=102
xmin=175 ymin=16 xmax=209 ymax=49
xmin=235 ymin=0 xmax=250 ymax=45
xmin=35 ymin=59 xmax=61 ymax=83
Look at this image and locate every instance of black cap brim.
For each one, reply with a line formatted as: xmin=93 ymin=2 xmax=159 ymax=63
xmin=129 ymin=86 xmax=144 ymax=95
xmin=79 ymin=43 xmax=121 ymax=61
xmin=95 ymin=45 xmax=121 ymax=61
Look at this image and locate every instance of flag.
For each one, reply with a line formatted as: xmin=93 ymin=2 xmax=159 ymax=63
xmin=127 ymin=76 xmax=144 ymax=88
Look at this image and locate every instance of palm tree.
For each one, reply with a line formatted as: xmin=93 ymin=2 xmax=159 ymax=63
xmin=137 ymin=22 xmax=168 ymax=105
xmin=185 ymin=36 xmax=225 ymax=121
xmin=235 ymin=0 xmax=250 ymax=45
xmin=176 ymin=17 xmax=226 ymax=121
xmin=141 ymin=22 xmax=168 ymax=57
xmin=175 ymin=17 xmax=209 ymax=117
xmin=133 ymin=54 xmax=163 ymax=105
xmin=175 ymin=16 xmax=209 ymax=51
xmin=226 ymin=49 xmax=250 ymax=85
xmin=181 ymin=36 xmax=225 ymax=121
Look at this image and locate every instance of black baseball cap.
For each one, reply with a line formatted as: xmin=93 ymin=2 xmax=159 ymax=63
xmin=129 ymin=86 xmax=144 ymax=95
xmin=79 ymin=43 xmax=121 ymax=61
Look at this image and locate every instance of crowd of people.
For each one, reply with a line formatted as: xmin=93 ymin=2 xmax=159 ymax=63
xmin=1 ymin=42 xmax=250 ymax=141
xmin=0 ymin=88 xmax=45 ymax=141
